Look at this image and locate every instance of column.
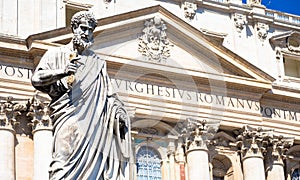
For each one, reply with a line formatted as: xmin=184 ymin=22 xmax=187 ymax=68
xmin=180 ymin=119 xmax=220 ymax=180
xmin=236 ymin=125 xmax=270 ymax=180
xmin=28 ymin=97 xmax=53 ymax=180
xmin=167 ymin=137 xmax=177 ymax=180
xmin=0 ymin=97 xmax=25 ymax=180
xmin=265 ymin=135 xmax=294 ymax=180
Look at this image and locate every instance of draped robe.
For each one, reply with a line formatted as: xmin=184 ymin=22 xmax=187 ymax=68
xmin=32 ymin=45 xmax=130 ymax=180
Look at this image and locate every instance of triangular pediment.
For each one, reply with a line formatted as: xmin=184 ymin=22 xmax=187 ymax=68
xmin=27 ymin=5 xmax=273 ymax=91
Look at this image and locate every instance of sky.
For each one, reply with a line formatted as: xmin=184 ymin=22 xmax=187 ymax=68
xmin=242 ymin=0 xmax=300 ymax=16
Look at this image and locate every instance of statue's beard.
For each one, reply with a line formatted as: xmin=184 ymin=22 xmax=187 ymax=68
xmin=72 ymin=34 xmax=93 ymax=51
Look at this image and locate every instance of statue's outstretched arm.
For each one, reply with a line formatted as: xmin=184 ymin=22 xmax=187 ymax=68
xmin=31 ymin=61 xmax=79 ymax=87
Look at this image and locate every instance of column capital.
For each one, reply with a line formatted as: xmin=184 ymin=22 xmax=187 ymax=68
xmin=235 ymin=125 xmax=272 ymax=160
xmin=27 ymin=95 xmax=52 ymax=133
xmin=0 ymin=96 xmax=26 ymax=131
xmin=178 ymin=118 xmax=220 ymax=151
xmin=267 ymin=135 xmax=294 ymax=164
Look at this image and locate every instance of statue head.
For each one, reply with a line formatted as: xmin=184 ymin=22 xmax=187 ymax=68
xmin=71 ymin=11 xmax=97 ymax=52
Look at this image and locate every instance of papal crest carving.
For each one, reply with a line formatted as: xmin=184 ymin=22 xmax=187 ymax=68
xmin=138 ymin=16 xmax=172 ymax=63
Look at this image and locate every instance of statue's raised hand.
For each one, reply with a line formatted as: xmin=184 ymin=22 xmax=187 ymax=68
xmin=65 ymin=57 xmax=80 ymax=75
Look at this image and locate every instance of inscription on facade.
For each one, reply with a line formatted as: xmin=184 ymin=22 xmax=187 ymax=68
xmin=111 ymin=78 xmax=299 ymax=121
xmin=0 ymin=64 xmax=33 ymax=80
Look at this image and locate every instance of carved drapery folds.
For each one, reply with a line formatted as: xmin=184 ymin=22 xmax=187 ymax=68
xmin=182 ymin=1 xmax=197 ymax=20
xmin=0 ymin=97 xmax=26 ymax=129
xmin=256 ymin=22 xmax=269 ymax=41
xmin=233 ymin=13 xmax=247 ymax=33
xmin=178 ymin=118 xmax=220 ymax=151
xmin=138 ymin=16 xmax=173 ymax=63
xmin=27 ymin=96 xmax=52 ymax=132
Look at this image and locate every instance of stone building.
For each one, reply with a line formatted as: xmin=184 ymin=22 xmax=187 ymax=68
xmin=1 ymin=0 xmax=300 ymax=179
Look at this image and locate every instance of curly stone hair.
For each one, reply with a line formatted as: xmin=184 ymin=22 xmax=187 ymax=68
xmin=70 ymin=11 xmax=97 ymax=30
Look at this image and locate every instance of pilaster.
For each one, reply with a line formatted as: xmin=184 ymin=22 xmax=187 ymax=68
xmin=0 ymin=97 xmax=26 ymax=180
xmin=27 ymin=96 xmax=53 ymax=180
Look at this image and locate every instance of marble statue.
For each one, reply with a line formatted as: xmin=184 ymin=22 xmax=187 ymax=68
xmin=31 ymin=11 xmax=131 ymax=180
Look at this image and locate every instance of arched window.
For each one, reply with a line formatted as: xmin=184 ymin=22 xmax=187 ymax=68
xmin=292 ymin=168 xmax=300 ymax=180
xmin=212 ymin=154 xmax=233 ymax=180
xmin=136 ymin=146 xmax=162 ymax=180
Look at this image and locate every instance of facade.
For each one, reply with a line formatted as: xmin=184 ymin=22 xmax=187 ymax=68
xmin=1 ymin=0 xmax=300 ymax=180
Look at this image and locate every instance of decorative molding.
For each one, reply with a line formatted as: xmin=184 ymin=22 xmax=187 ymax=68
xmin=256 ymin=22 xmax=269 ymax=41
xmin=178 ymin=118 xmax=220 ymax=151
xmin=132 ymin=127 xmax=159 ymax=135
xmin=0 ymin=97 xmax=26 ymax=129
xmin=182 ymin=1 xmax=197 ymax=20
xmin=233 ymin=13 xmax=247 ymax=33
xmin=138 ymin=16 xmax=173 ymax=63
xmin=27 ymin=95 xmax=52 ymax=132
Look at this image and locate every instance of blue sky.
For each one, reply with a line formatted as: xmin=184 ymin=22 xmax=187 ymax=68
xmin=242 ymin=0 xmax=300 ymax=16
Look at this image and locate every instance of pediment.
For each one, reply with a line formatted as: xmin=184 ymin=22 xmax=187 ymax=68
xmin=28 ymin=5 xmax=273 ymax=90
xmin=270 ymin=31 xmax=300 ymax=55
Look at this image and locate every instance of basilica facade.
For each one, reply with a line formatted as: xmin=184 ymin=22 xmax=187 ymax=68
xmin=1 ymin=0 xmax=300 ymax=180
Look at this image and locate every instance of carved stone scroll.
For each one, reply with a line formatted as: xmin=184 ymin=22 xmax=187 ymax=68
xmin=183 ymin=1 xmax=197 ymax=20
xmin=257 ymin=22 xmax=269 ymax=41
xmin=233 ymin=13 xmax=247 ymax=33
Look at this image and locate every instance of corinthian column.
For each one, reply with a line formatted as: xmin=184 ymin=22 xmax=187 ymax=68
xmin=265 ymin=135 xmax=294 ymax=180
xmin=236 ymin=125 xmax=271 ymax=180
xmin=180 ymin=119 xmax=220 ymax=180
xmin=0 ymin=97 xmax=25 ymax=180
xmin=27 ymin=97 xmax=53 ymax=180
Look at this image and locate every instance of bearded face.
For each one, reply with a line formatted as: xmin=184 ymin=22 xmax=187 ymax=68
xmin=72 ymin=18 xmax=95 ymax=51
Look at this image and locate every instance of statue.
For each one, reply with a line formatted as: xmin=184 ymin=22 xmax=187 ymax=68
xmin=31 ymin=11 xmax=131 ymax=180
